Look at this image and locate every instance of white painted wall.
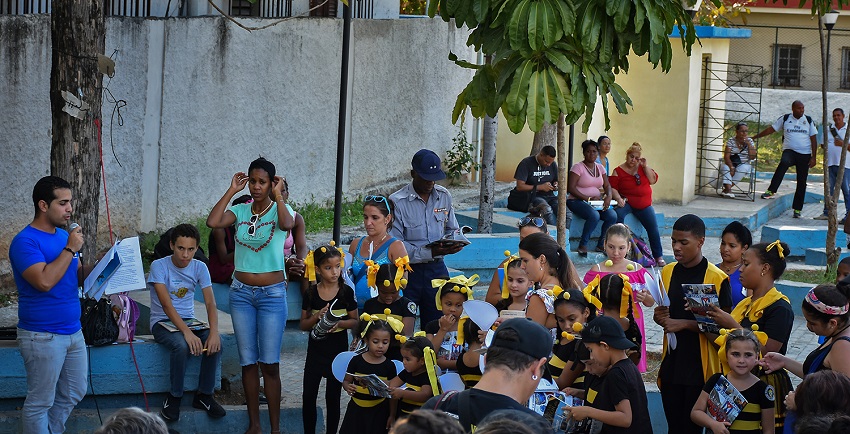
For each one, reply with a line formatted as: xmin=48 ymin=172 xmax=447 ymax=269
xmin=0 ymin=15 xmax=474 ymax=259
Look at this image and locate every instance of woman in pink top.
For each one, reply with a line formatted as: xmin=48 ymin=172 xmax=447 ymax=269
xmin=566 ymin=140 xmax=620 ymax=257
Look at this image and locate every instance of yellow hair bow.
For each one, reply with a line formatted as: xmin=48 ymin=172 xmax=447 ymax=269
xmin=304 ymin=249 xmax=317 ymax=283
xmin=394 ymin=256 xmax=412 ymax=289
xmin=424 ymin=346 xmax=441 ymax=396
xmin=618 ymin=274 xmax=638 ymax=320
xmin=501 ymin=251 xmax=521 ymax=300
xmin=456 ymin=315 xmax=471 ymax=345
xmin=386 ymin=316 xmax=405 ymax=334
xmin=413 ymin=331 xmax=427 ymax=338
xmin=365 ymin=260 xmax=380 ymax=289
xmin=432 ymin=274 xmax=478 ymax=310
xmin=546 ymin=285 xmax=565 ymax=299
xmin=359 ymin=313 xmax=382 ymax=338
xmin=766 ymin=240 xmax=784 ymax=259
xmin=582 ymin=275 xmax=603 ymax=311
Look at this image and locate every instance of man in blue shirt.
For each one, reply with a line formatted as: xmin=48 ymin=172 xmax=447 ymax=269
xmin=9 ymin=176 xmax=88 ymax=434
xmin=390 ymin=149 xmax=465 ymax=325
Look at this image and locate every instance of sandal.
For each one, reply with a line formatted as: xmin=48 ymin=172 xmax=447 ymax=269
xmin=577 ymin=247 xmax=588 ymax=258
xmin=655 ymin=258 xmax=666 ymax=267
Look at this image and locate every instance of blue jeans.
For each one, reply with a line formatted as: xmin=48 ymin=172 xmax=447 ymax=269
xmin=152 ymin=321 xmax=221 ymax=397
xmin=18 ymin=328 xmax=88 ymax=434
xmin=229 ymin=278 xmax=288 ymax=366
xmin=566 ymin=199 xmax=617 ymax=249
xmin=615 ymin=203 xmax=664 ymax=260
xmin=407 ymin=260 xmax=448 ymax=326
xmin=825 ymin=165 xmax=850 ymax=215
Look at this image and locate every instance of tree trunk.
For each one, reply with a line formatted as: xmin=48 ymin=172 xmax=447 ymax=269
xmin=817 ymin=14 xmax=840 ymax=268
xmin=478 ymin=115 xmax=497 ymax=234
xmin=50 ymin=0 xmax=105 ymax=260
xmin=556 ymin=114 xmax=567 ymax=248
xmin=531 ymin=122 xmax=556 ymax=156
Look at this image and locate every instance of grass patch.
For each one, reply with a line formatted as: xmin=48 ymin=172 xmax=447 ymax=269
xmin=294 ymin=197 xmax=365 ymax=234
xmin=782 ymin=268 xmax=834 ymax=285
xmin=731 ymin=121 xmax=824 ymax=175
xmin=138 ymin=216 xmax=211 ymax=272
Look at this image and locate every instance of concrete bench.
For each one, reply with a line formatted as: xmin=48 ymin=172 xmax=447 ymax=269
xmin=805 ymin=247 xmax=850 ymax=266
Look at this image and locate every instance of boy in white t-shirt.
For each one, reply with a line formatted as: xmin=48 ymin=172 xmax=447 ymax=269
xmin=147 ymin=223 xmax=225 ymax=421
xmin=752 ymin=100 xmax=818 ymax=218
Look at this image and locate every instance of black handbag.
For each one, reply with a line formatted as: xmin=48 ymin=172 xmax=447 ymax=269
xmin=507 ymin=185 xmax=537 ymax=212
xmin=80 ymin=297 xmax=119 ymax=346
xmin=730 ymin=153 xmax=742 ymax=167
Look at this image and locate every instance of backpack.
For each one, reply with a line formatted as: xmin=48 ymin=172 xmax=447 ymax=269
xmin=629 ymin=232 xmax=656 ymax=268
xmin=781 ymin=113 xmax=814 ymax=143
xmin=109 ymin=293 xmax=140 ymax=343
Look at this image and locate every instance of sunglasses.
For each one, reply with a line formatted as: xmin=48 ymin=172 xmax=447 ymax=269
xmin=634 ymin=173 xmax=641 ymax=185
xmin=247 ymin=214 xmax=260 ymax=237
xmin=519 ymin=217 xmax=546 ymax=228
xmin=365 ymin=195 xmax=391 ymax=212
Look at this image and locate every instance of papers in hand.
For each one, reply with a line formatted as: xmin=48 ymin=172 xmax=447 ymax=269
xmin=683 ymin=283 xmax=721 ymax=334
xmin=707 ymin=375 xmax=748 ymax=424
xmin=651 ymin=267 xmax=676 ymax=352
xmin=424 ymin=226 xmax=472 ymax=249
xmin=83 ymin=236 xmax=146 ymax=299
xmin=158 ymin=318 xmax=210 ymax=333
xmin=348 ymin=373 xmax=392 ymax=398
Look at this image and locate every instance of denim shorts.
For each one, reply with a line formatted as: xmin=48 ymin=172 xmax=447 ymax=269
xmin=229 ymin=277 xmax=288 ymax=366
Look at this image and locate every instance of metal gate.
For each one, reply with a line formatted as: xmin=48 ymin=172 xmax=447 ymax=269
xmin=694 ymin=59 xmax=764 ymax=201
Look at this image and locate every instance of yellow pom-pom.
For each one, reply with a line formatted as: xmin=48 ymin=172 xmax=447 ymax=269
xmin=720 ymin=328 xmax=729 ymax=335
xmin=561 ymin=331 xmax=569 ymax=339
xmin=384 ymin=308 xmax=392 ymax=315
xmin=626 ymin=263 xmax=635 ymax=271
xmin=329 ymin=240 xmax=336 ymax=246
xmin=396 ymin=334 xmax=407 ymax=343
xmin=383 ymin=280 xmax=391 ymax=287
xmin=546 ymin=290 xmax=555 ymax=296
xmin=504 ymin=250 xmax=511 ymax=257
xmin=564 ymin=334 xmax=575 ymax=341
xmin=400 ymin=278 xmax=408 ymax=287
xmin=320 ymin=247 xmax=327 ymax=253
xmin=572 ymin=322 xmax=584 ymax=332
xmin=360 ymin=313 xmax=370 ymax=321
xmin=605 ymin=259 xmax=613 ymax=267
xmin=751 ymin=325 xmax=759 ymax=332
xmin=564 ymin=292 xmax=571 ymax=300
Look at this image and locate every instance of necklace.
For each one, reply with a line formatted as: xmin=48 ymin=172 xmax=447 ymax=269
xmin=722 ymin=262 xmax=742 ymax=274
xmin=251 ymin=200 xmax=273 ymax=219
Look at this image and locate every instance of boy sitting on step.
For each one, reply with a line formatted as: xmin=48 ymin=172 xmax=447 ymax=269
xmin=148 ymin=223 xmax=225 ymax=421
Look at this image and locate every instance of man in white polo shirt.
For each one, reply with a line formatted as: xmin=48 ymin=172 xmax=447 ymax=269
xmin=753 ymin=100 xmax=818 ymax=218
xmin=815 ymin=108 xmax=850 ymax=223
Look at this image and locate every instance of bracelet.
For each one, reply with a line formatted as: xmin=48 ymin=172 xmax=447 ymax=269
xmin=63 ymin=247 xmax=76 ymax=255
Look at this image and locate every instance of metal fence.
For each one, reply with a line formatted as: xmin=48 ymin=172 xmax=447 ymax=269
xmin=728 ymin=24 xmax=850 ymax=92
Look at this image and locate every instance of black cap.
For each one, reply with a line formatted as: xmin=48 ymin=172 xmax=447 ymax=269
xmin=411 ymin=149 xmax=446 ymax=181
xmin=580 ymin=316 xmax=636 ymax=350
xmin=491 ymin=318 xmax=552 ymax=360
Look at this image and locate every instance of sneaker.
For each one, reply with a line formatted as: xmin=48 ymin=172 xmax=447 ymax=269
xmin=841 ymin=216 xmax=847 ymax=224
xmin=722 ymin=192 xmax=736 ymax=198
xmin=160 ymin=394 xmax=181 ymax=421
xmin=814 ymin=214 xmax=829 ymax=220
xmin=793 ymin=210 xmax=802 ymax=219
xmin=193 ymin=393 xmax=226 ymax=418
xmin=761 ymin=191 xmax=776 ymax=199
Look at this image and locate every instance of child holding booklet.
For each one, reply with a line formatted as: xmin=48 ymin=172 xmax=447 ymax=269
xmin=569 ymin=315 xmax=653 ymax=433
xmin=147 ymin=224 xmax=225 ymax=421
xmin=300 ymin=243 xmax=359 ymax=434
xmin=691 ymin=328 xmax=775 ymax=434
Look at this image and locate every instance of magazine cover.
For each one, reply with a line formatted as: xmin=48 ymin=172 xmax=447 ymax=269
xmin=528 ymin=390 xmax=595 ymax=434
xmin=707 ymin=375 xmax=748 ymax=423
xmin=682 ymin=283 xmax=720 ymax=334
xmin=159 ymin=318 xmax=209 ymax=333
xmin=348 ymin=373 xmax=392 ymax=398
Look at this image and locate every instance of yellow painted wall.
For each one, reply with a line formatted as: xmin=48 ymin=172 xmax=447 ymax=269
xmin=495 ymin=35 xmax=734 ymax=204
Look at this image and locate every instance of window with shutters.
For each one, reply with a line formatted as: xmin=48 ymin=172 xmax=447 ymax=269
xmin=772 ymin=44 xmax=802 ymax=87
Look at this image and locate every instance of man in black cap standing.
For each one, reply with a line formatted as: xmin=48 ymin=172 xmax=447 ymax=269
xmin=424 ymin=318 xmax=554 ymax=433
xmin=390 ymin=149 xmax=466 ymax=326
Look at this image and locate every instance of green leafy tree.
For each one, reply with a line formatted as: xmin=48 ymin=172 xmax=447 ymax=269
xmin=429 ymin=0 xmax=700 ymax=133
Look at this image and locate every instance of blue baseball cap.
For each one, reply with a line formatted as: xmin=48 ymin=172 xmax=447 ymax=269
xmin=411 ymin=149 xmax=446 ymax=181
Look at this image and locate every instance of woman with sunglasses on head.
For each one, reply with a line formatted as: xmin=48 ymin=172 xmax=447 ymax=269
xmin=207 ymin=157 xmax=294 ymax=434
xmin=349 ymin=195 xmax=409 ymax=310
xmin=720 ymin=122 xmax=757 ymax=199
xmin=609 ymin=142 xmax=666 ymax=267
xmin=485 ymin=204 xmax=574 ymax=306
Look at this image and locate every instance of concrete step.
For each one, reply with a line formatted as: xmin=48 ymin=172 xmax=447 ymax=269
xmin=0 ymin=394 xmax=321 ymax=434
xmin=804 ymin=247 xmax=850 ymax=266
xmin=760 ymin=225 xmax=828 ymax=257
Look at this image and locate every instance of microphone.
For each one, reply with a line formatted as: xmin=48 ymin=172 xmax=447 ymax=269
xmin=68 ymin=223 xmax=81 ymax=259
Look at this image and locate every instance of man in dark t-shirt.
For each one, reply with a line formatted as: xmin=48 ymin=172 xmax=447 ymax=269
xmin=424 ymin=319 xmax=554 ymax=433
xmin=653 ymin=214 xmax=733 ymax=434
xmin=507 ymin=146 xmax=570 ymax=227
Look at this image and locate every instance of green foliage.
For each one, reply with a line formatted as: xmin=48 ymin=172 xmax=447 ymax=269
xmin=430 ymin=0 xmax=699 ymax=133
xmin=294 ymin=197 xmax=365 ymax=233
xmin=401 ymin=0 xmax=427 ymax=14
xmin=444 ymin=126 xmax=480 ymax=184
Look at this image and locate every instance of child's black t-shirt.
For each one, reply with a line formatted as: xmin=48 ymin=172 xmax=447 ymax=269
xmin=397 ymin=370 xmax=431 ymax=416
xmin=586 ymin=359 xmax=653 ymax=434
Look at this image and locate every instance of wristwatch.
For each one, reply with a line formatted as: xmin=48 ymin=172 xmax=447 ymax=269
xmin=64 ymin=247 xmax=76 ymax=255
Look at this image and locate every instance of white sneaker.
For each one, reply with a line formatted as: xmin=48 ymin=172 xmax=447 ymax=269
xmin=814 ymin=214 xmax=829 ymax=220
xmin=722 ymin=192 xmax=736 ymax=198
